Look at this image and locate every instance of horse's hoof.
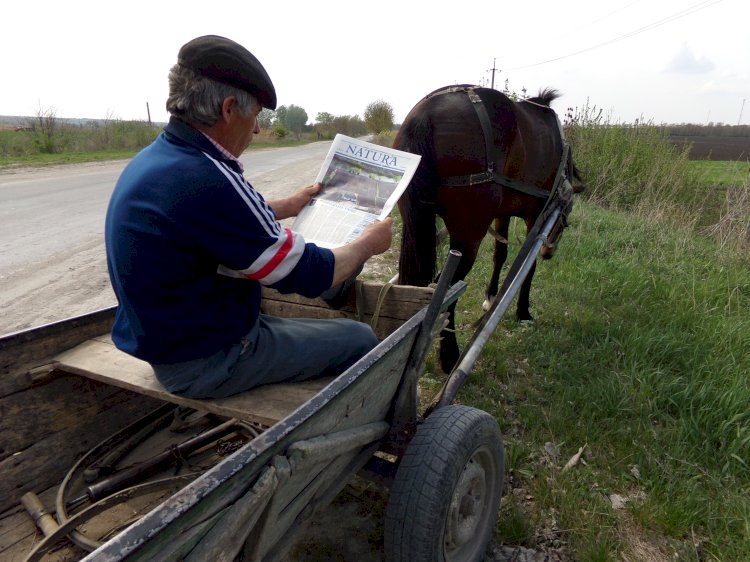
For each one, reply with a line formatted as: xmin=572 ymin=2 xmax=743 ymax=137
xmin=517 ymin=310 xmax=534 ymax=323
xmin=482 ymin=298 xmax=493 ymax=312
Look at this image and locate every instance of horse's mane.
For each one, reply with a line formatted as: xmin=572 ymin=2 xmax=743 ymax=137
xmin=526 ymin=88 xmax=561 ymax=107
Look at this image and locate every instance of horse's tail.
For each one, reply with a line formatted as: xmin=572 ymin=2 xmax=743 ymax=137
xmin=395 ymin=112 xmax=438 ymax=287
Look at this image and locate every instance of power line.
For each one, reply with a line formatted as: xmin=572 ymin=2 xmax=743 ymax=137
xmin=507 ymin=0 xmax=725 ymax=70
xmin=549 ymin=0 xmax=644 ymax=42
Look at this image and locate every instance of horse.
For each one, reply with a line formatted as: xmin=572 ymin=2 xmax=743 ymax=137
xmin=395 ymin=85 xmax=584 ymax=373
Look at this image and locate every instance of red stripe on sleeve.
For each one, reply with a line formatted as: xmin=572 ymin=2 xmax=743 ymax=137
xmin=245 ymin=228 xmax=295 ymax=281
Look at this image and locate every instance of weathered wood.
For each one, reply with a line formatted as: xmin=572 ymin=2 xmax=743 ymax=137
xmin=0 ymin=384 xmax=158 ymax=514
xmin=287 ymin=421 xmax=390 ymax=470
xmin=0 ymin=308 xmax=115 ymax=396
xmin=0 ymin=374 xmax=146 ymax=457
xmin=243 ymin=331 xmax=416 ymax=559
xmin=53 ymin=336 xmax=334 ymax=427
xmin=262 ymin=282 xmax=434 ymax=340
xmin=91 ymin=312 xmax=422 ymax=561
xmin=22 ymin=474 xmax=199 ymax=562
xmin=0 ymin=486 xmax=80 ymax=562
xmin=184 ymin=465 xmax=277 ymax=562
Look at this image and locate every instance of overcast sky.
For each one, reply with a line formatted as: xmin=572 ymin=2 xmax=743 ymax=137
xmin=2 ymin=0 xmax=747 ymax=127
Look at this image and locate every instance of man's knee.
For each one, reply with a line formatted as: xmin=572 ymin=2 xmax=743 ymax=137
xmin=341 ymin=319 xmax=379 ymax=354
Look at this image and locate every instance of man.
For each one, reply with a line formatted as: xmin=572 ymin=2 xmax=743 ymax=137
xmin=105 ymin=35 xmax=392 ymax=399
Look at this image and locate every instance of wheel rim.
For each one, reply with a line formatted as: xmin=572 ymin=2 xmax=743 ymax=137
xmin=444 ymin=445 xmax=498 ymax=560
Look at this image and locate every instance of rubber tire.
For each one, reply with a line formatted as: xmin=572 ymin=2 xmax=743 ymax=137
xmin=384 ymin=405 xmax=504 ymax=562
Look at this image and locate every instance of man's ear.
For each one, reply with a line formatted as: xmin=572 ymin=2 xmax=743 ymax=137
xmin=220 ymin=97 xmax=237 ymax=122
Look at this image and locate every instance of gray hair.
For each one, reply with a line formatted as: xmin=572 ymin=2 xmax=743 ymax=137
xmin=166 ymin=63 xmax=258 ymax=127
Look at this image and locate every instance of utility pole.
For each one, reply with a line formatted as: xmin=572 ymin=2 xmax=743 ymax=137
xmin=488 ymin=58 xmax=499 ymax=90
xmin=738 ymin=99 xmax=745 ymax=126
xmin=146 ymin=102 xmax=152 ymax=126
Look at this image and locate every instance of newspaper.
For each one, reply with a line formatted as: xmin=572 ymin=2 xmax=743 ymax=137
xmin=291 ymin=134 xmax=421 ymax=249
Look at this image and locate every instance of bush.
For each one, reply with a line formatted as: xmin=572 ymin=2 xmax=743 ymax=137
xmin=566 ymin=100 xmax=750 ymax=253
xmin=566 ymin=102 xmax=712 ymax=234
xmin=272 ymin=123 xmax=289 ymax=139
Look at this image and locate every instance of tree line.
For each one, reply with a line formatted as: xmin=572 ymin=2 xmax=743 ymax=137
xmin=258 ymin=100 xmax=395 ymax=140
xmin=663 ymin=123 xmax=750 ymax=138
xmin=1 ymin=99 xmax=396 ymax=159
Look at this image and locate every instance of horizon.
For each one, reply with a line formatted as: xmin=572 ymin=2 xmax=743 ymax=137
xmin=1 ymin=1 xmax=747 ymax=128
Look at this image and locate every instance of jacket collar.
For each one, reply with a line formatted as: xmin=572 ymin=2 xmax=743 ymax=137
xmin=163 ymin=117 xmax=243 ymax=173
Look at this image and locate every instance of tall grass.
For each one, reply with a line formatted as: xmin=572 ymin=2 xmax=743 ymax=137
xmin=707 ymin=182 xmax=750 ymax=250
xmin=566 ymin=102 xmax=705 ymax=222
xmin=565 ymin=101 xmax=750 ymax=252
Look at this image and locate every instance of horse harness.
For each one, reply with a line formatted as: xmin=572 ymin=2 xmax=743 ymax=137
xmin=434 ymin=86 xmax=573 ymax=199
xmin=431 ymin=85 xmax=576 ymax=246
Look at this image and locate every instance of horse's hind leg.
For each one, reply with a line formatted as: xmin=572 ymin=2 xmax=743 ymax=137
xmin=483 ymin=217 xmax=510 ymax=311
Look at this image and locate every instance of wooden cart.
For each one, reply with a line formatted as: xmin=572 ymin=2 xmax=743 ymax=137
xmin=1 ymin=251 xmax=508 ymax=562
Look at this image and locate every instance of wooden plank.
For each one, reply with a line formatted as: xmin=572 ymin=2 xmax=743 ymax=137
xmin=184 ymin=465 xmax=277 ymax=562
xmin=260 ymin=299 xmax=404 ymax=340
xmin=0 ymin=307 xmax=115 ymax=395
xmin=0 ymin=384 xmax=158 ymax=512
xmin=262 ymin=282 xmax=433 ymax=340
xmin=263 ymin=282 xmax=434 ymax=319
xmin=53 ymin=336 xmax=333 ymax=427
xmin=0 ymin=374 xmax=145 ymax=457
xmin=0 ymin=485 xmax=83 ymax=562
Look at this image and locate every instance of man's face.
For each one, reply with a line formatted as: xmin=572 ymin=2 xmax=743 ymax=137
xmin=225 ymin=99 xmax=261 ymax=157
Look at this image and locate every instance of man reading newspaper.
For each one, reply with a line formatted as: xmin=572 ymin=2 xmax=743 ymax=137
xmin=105 ymin=35 xmax=392 ymax=398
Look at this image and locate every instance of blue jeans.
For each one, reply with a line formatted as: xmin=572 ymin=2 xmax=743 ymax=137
xmin=152 ymin=314 xmax=379 ymax=399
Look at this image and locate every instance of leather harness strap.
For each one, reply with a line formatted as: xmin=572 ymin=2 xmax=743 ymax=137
xmin=433 ymin=85 xmax=568 ymax=203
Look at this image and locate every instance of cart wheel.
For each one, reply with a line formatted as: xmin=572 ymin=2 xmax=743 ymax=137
xmin=384 ymin=405 xmax=504 ymax=562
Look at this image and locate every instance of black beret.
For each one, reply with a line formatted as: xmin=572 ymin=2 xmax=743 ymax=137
xmin=178 ymin=35 xmax=277 ymax=110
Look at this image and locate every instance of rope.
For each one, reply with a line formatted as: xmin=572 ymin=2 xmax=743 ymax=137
xmin=370 ymin=282 xmax=393 ymax=331
xmin=354 ymin=280 xmax=365 ymax=323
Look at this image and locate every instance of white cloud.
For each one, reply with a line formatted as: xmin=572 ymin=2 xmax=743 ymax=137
xmin=666 ymin=44 xmax=715 ymax=74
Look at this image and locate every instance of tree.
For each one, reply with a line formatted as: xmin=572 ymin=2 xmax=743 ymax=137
xmin=34 ymin=104 xmax=58 ymax=154
xmin=333 ymin=115 xmax=367 ymax=137
xmin=257 ymin=108 xmax=275 ymax=130
xmin=313 ymin=112 xmax=335 ymax=139
xmin=315 ymin=112 xmax=334 ymax=126
xmin=280 ymin=104 xmax=308 ymax=140
xmin=364 ymin=100 xmax=394 ymax=134
xmin=275 ymin=106 xmax=287 ymax=129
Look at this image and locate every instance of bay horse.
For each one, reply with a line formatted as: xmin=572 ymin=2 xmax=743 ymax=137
xmin=395 ymin=85 xmax=584 ymax=373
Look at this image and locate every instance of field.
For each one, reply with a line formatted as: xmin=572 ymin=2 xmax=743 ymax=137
xmin=671 ymin=135 xmax=750 ymax=161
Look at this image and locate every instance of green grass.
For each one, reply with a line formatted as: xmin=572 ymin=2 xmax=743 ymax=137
xmin=689 ymin=160 xmax=750 ymax=187
xmin=0 ymin=148 xmax=137 ymax=168
xmin=0 ymin=128 xmax=317 ymax=170
xmin=413 ymin=201 xmax=750 ymax=559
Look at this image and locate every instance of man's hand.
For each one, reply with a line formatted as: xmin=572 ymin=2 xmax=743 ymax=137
xmin=268 ymin=183 xmax=320 ymax=220
xmin=357 ymin=217 xmax=393 ymax=257
xmin=330 ymin=217 xmax=393 ymax=286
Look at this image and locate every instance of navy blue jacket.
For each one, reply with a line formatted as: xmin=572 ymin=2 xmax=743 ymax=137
xmin=105 ymin=118 xmax=335 ymax=363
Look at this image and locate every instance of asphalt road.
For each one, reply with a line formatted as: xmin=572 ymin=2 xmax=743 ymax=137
xmin=0 ymin=141 xmax=333 ymax=335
